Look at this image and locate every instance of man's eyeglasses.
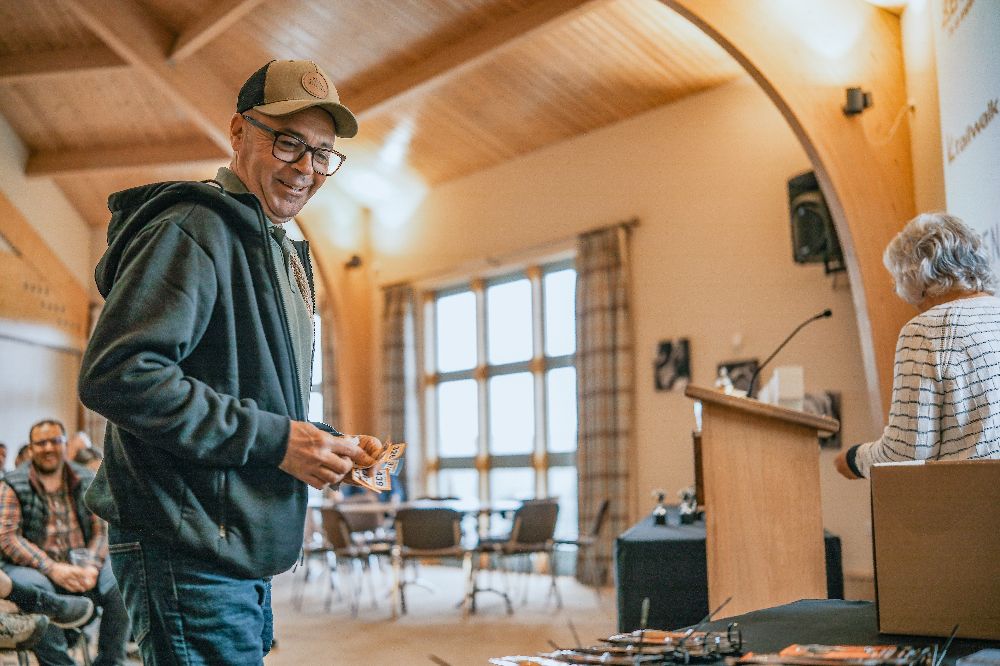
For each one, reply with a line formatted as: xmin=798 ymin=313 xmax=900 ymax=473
xmin=241 ymin=114 xmax=346 ymax=176
xmin=30 ymin=436 xmax=66 ymax=449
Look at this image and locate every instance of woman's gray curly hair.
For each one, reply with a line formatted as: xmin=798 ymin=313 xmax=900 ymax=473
xmin=884 ymin=212 xmax=998 ymax=306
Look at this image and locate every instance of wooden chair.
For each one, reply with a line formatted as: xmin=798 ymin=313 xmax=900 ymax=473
xmin=390 ymin=507 xmax=468 ymax=618
xmin=554 ymin=498 xmax=610 ymax=598
xmin=468 ymin=498 xmax=561 ymax=613
xmin=320 ymin=507 xmax=389 ymax=616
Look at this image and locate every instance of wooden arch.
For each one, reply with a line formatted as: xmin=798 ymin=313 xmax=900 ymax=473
xmin=663 ymin=0 xmax=918 ymax=419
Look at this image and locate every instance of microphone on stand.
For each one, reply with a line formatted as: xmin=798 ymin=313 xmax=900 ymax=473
xmin=748 ymin=309 xmax=832 ymax=399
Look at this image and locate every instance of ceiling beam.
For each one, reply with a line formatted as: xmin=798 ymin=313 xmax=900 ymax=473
xmin=62 ymin=0 xmax=236 ymax=154
xmin=350 ymin=0 xmax=604 ymax=117
xmin=169 ymin=0 xmax=267 ymax=63
xmin=25 ymin=138 xmax=227 ymax=177
xmin=0 ymin=46 xmax=127 ymax=84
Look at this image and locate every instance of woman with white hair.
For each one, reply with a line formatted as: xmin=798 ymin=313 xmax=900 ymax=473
xmin=835 ymin=212 xmax=1000 ymax=479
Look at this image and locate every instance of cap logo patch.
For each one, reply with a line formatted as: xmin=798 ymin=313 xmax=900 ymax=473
xmin=301 ymin=72 xmax=329 ymax=99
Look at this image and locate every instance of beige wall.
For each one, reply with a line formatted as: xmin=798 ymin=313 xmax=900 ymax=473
xmin=373 ymin=77 xmax=880 ymax=579
xmin=902 ymin=0 xmax=946 ymax=212
xmin=0 ymin=337 xmax=81 ymax=471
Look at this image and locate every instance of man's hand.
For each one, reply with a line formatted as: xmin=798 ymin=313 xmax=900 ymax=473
xmin=48 ymin=562 xmax=98 ymax=593
xmin=834 ymin=448 xmax=860 ymax=480
xmin=279 ymin=421 xmax=369 ymax=489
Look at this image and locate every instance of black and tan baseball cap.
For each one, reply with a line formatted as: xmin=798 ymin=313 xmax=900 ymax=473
xmin=237 ymin=59 xmax=358 ymax=138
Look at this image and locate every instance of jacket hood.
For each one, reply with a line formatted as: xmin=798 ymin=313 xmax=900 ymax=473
xmin=96 ymin=181 xmax=262 ymax=298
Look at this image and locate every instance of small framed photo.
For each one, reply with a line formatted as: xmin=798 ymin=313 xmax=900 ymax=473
xmin=654 ymin=338 xmax=691 ymax=392
xmin=716 ymin=358 xmax=759 ymax=394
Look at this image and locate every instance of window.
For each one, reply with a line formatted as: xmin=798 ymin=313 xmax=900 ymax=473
xmin=424 ymin=261 xmax=578 ymax=537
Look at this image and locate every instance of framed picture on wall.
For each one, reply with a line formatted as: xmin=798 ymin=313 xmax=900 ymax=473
xmin=654 ymin=338 xmax=691 ymax=391
xmin=716 ymin=358 xmax=758 ymax=394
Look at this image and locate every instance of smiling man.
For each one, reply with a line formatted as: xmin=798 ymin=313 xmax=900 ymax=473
xmin=0 ymin=419 xmax=127 ymax=665
xmin=78 ymin=60 xmax=377 ymax=664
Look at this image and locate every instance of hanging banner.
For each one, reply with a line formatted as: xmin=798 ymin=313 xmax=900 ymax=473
xmin=932 ymin=0 xmax=1000 ymax=265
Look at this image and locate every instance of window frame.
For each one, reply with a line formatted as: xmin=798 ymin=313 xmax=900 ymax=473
xmin=420 ymin=258 xmax=577 ymax=511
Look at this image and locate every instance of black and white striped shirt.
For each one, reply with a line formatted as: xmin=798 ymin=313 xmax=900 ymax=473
xmin=855 ymin=295 xmax=1000 ymax=477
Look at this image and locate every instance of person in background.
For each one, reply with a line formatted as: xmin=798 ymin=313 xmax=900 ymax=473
xmin=78 ymin=59 xmax=379 ymax=664
xmin=0 ymin=419 xmax=129 ymax=665
xmin=74 ymin=447 xmax=103 ymax=473
xmin=0 ymin=567 xmax=94 ymax=650
xmin=836 ymin=212 xmax=1000 ymax=479
xmin=13 ymin=445 xmax=30 ymax=468
xmin=66 ymin=432 xmax=92 ymax=465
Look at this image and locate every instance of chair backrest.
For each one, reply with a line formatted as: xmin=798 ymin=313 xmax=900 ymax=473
xmin=509 ymin=498 xmax=559 ymax=546
xmin=394 ymin=507 xmax=463 ymax=551
xmin=588 ymin=498 xmax=611 ymax=538
xmin=320 ymin=507 xmax=355 ymax=551
xmin=338 ymin=502 xmax=386 ymax=533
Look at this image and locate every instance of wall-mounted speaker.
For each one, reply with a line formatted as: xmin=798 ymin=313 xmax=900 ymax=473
xmin=788 ymin=171 xmax=845 ymax=274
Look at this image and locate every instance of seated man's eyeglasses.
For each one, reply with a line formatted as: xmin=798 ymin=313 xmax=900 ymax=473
xmin=31 ymin=436 xmax=67 ymax=448
xmin=241 ymin=114 xmax=346 ymax=176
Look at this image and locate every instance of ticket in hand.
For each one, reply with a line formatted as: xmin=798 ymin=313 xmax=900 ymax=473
xmin=344 ymin=441 xmax=406 ymax=493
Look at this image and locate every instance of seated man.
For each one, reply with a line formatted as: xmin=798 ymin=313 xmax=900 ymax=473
xmin=0 ymin=419 xmax=129 ymax=665
xmin=0 ymin=568 xmax=94 ymax=649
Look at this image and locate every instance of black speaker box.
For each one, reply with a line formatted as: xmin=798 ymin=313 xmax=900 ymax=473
xmin=788 ymin=171 xmax=845 ymax=273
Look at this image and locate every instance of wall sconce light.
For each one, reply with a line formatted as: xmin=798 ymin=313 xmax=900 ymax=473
xmin=344 ymin=254 xmax=363 ymax=270
xmin=843 ymin=87 xmax=873 ymax=115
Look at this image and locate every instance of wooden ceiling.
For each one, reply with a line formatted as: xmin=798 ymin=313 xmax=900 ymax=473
xmin=0 ymin=0 xmax=743 ymax=227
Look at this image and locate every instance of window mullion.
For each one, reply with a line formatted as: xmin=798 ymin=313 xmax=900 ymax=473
xmin=473 ymin=278 xmax=489 ymax=504
xmin=528 ymin=265 xmax=547 ymax=498
xmin=422 ymin=293 xmax=439 ymax=495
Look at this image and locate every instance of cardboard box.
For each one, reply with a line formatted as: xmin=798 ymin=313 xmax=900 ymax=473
xmin=871 ymin=460 xmax=1000 ymax=640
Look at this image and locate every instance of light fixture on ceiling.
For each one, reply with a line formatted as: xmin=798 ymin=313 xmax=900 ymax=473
xmin=843 ymin=87 xmax=873 ymax=115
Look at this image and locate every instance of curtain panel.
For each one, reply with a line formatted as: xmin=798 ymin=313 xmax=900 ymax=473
xmin=321 ymin=297 xmax=340 ymax=430
xmin=575 ymin=224 xmax=634 ymax=585
xmin=379 ymin=283 xmax=414 ymax=499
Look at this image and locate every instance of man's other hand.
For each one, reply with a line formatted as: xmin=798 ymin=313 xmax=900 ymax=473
xmin=279 ymin=421 xmax=369 ymax=489
xmin=48 ymin=562 xmax=98 ymax=592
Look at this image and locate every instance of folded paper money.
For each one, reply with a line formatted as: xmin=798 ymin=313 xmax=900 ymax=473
xmin=343 ymin=441 xmax=406 ymax=493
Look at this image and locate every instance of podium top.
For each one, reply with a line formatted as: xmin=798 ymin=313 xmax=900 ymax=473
xmin=685 ymin=385 xmax=840 ymax=434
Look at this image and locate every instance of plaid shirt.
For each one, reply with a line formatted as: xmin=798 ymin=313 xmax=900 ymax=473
xmin=0 ymin=465 xmax=107 ymax=574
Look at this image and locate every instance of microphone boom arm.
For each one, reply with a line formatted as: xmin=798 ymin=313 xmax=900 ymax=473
xmin=748 ymin=309 xmax=832 ymax=399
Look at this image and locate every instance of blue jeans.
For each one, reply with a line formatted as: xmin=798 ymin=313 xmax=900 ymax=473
xmin=2 ymin=560 xmax=130 ymax=666
xmin=108 ymin=527 xmax=273 ymax=666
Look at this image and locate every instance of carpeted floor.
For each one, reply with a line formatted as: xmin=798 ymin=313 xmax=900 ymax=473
xmin=265 ymin=559 xmax=617 ymax=665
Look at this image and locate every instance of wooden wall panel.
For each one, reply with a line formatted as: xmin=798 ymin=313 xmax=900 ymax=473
xmin=0 ymin=191 xmax=89 ymax=350
xmin=664 ymin=0 xmax=917 ymax=418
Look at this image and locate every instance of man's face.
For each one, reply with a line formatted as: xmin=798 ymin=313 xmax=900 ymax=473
xmin=230 ymin=107 xmax=337 ymax=222
xmin=29 ymin=424 xmax=66 ymax=475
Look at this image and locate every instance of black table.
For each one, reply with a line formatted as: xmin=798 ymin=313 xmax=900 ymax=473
xmin=700 ymin=600 xmax=998 ymax=666
xmin=615 ymin=509 xmax=843 ymax=632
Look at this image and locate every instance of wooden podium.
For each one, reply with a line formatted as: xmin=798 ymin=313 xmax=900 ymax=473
xmin=685 ymin=385 xmax=839 ymax=618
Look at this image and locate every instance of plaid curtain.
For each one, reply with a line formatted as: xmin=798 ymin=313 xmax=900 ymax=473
xmin=575 ymin=224 xmax=634 ymax=585
xmin=379 ymin=284 xmax=414 ymax=499
xmin=321 ymin=298 xmax=340 ymax=429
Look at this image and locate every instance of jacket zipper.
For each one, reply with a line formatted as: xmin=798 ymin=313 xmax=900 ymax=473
xmin=263 ymin=215 xmax=305 ymax=421
xmin=218 ymin=470 xmax=228 ymax=539
xmin=219 ymin=204 xmax=306 ymax=541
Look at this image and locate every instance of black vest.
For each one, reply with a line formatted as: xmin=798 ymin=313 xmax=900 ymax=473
xmin=3 ymin=462 xmax=96 ymax=552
